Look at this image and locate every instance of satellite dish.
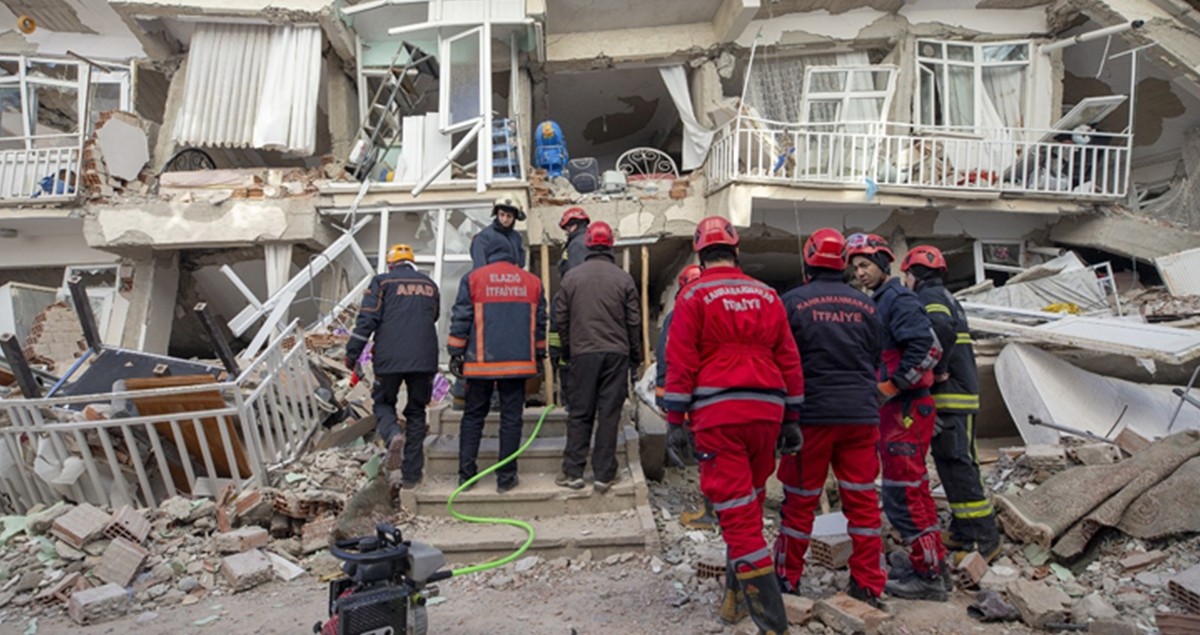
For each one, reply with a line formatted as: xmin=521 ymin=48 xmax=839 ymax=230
xmin=17 ymin=15 xmax=36 ymax=34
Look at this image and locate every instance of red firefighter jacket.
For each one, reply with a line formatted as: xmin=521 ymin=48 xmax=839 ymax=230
xmin=662 ymin=265 xmax=805 ymax=431
xmin=447 ymin=262 xmax=547 ymax=380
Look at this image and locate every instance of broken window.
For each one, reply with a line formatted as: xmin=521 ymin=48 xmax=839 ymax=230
xmin=745 ymin=51 xmax=871 ymax=124
xmin=974 ymin=240 xmax=1026 ymax=284
xmin=441 ymin=27 xmax=484 ymax=133
xmin=917 ymin=40 xmax=1031 ymax=131
xmin=802 ymin=66 xmax=896 ymax=129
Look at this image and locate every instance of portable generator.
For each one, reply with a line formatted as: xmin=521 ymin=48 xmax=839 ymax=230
xmin=314 ymin=523 xmax=449 ymax=635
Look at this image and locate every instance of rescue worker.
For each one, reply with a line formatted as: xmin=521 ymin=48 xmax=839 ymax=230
xmin=656 ymin=264 xmax=716 ymax=530
xmin=900 ymin=245 xmax=999 ymax=563
xmin=774 ymin=229 xmax=887 ymax=606
xmin=663 ymin=216 xmax=804 ymax=634
xmin=448 ymin=243 xmax=546 ymax=493
xmin=345 ymin=244 xmax=439 ymax=486
xmin=554 ymin=221 xmax=642 ymax=494
xmin=548 ymin=207 xmax=591 ymax=410
xmin=470 ymin=196 xmax=527 ymax=269
xmin=846 ymin=233 xmax=947 ymax=601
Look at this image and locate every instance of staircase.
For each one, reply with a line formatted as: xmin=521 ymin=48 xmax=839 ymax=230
xmin=400 ymin=406 xmax=660 ymax=564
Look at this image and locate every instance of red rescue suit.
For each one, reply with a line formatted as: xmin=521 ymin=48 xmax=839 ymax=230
xmin=663 ymin=266 xmax=804 ymax=572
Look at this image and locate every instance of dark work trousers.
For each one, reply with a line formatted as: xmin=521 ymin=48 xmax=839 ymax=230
xmin=372 ymin=372 xmax=434 ymax=481
xmin=556 ymin=362 xmax=572 ymax=410
xmin=458 ymin=378 xmax=525 ymax=488
xmin=562 ymin=352 xmax=628 ymax=483
xmin=930 ymin=412 xmax=998 ymax=546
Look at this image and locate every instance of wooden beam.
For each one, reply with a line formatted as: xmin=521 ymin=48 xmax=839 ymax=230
xmin=641 ymin=245 xmax=651 ymax=371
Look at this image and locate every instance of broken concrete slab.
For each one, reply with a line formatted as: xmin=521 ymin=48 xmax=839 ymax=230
xmin=1025 ymin=444 xmax=1068 ymax=471
xmin=68 ymin=582 xmax=131 ymax=625
xmin=814 ymin=593 xmax=889 ymax=635
xmin=1006 ymin=578 xmax=1072 ymax=629
xmin=265 ymin=551 xmax=306 ymax=582
xmin=1089 ymin=619 xmax=1140 ymax=635
xmin=1074 ymin=592 xmax=1120 ymax=622
xmin=213 ymin=526 xmax=270 ymax=554
xmin=94 ymin=113 xmax=149 ymax=182
xmin=51 ymin=503 xmax=111 ymax=549
xmin=1120 ymin=550 xmax=1168 ymax=573
xmin=1071 ymin=443 xmax=1123 ymax=466
xmin=221 ymin=550 xmax=274 ymax=592
xmin=28 ymin=502 xmax=74 ymax=535
xmin=783 ymin=594 xmax=814 ymax=625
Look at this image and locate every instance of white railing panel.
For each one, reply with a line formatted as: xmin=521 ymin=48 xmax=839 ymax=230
xmin=0 ymin=145 xmax=82 ymax=202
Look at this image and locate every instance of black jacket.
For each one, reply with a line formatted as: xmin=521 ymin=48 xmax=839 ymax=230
xmin=558 ymin=229 xmax=588 ymax=278
xmin=781 ymin=269 xmax=882 ymax=425
xmin=916 ymin=278 xmax=980 ymax=412
xmin=470 ymin=219 xmax=526 ymax=269
xmin=347 ymin=264 xmax=439 ymax=374
xmin=654 ymin=310 xmax=675 ymax=408
xmin=554 ymin=251 xmax=642 ymax=365
xmin=872 ymin=278 xmax=941 ymax=393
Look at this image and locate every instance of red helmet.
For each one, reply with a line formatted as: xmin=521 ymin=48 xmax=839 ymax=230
xmin=693 ymin=216 xmax=739 ymax=252
xmin=901 ymin=245 xmax=947 ymax=273
xmin=803 ymin=228 xmax=847 ymax=271
xmin=559 ymin=207 xmax=590 ymax=230
xmin=845 ymin=233 xmax=895 ymax=261
xmin=677 ymin=265 xmax=702 ymax=288
xmin=585 ymin=221 xmax=614 ymax=248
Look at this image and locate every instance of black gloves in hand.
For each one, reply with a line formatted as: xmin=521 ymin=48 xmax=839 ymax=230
xmin=777 ymin=421 xmax=803 ymax=455
xmin=449 ymin=354 xmax=464 ymax=378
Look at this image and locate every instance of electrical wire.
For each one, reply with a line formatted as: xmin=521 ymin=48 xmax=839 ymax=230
xmin=446 ymin=404 xmax=553 ymax=577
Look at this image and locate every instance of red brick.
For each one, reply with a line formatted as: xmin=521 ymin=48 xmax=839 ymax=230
xmin=810 ymin=534 xmax=853 ymax=569
xmin=957 ymin=551 xmax=989 ymax=587
xmin=814 ymin=593 xmax=890 ymax=635
xmin=105 ymin=506 xmax=150 ymax=545
xmin=51 ymin=503 xmax=111 ymax=549
xmin=95 ymin=537 xmax=149 ymax=587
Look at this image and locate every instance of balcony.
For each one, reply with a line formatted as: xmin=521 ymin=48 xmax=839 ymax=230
xmin=705 ymin=115 xmax=1132 ymax=201
xmin=0 ymin=140 xmax=81 ymax=202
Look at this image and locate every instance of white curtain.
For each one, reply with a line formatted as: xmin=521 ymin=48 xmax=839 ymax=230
xmin=748 ymin=51 xmax=870 ymax=125
xmin=174 ymin=23 xmax=321 ymax=155
xmin=659 ymin=65 xmax=715 ymax=171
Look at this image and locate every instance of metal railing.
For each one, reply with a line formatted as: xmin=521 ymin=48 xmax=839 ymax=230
xmin=705 ymin=116 xmax=1132 ymax=200
xmin=0 ymin=322 xmax=323 ymax=513
xmin=0 ymin=136 xmax=83 ymax=202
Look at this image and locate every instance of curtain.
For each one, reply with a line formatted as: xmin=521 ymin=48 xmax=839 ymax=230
xmin=658 ymin=65 xmax=715 ymax=171
xmin=174 ymin=23 xmax=321 ymax=155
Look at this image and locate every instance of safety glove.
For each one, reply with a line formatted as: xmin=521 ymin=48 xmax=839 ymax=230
xmin=667 ymin=423 xmax=692 ymax=467
xmin=343 ymin=356 xmax=356 ymax=371
xmin=876 ymin=380 xmax=900 ymax=406
xmin=449 ymin=354 xmax=465 ymax=379
xmin=777 ymin=421 xmax=803 ymax=455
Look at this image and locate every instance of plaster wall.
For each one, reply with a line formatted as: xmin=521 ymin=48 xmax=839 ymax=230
xmin=84 ymin=199 xmax=336 ymax=251
xmin=0 ymin=218 xmax=118 ymax=270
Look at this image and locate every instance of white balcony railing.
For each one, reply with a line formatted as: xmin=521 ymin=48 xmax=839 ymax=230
xmin=706 ymin=116 xmax=1132 ymax=200
xmin=0 ymin=136 xmax=83 ymax=203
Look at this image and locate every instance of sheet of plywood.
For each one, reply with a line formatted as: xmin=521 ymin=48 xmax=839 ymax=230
xmin=125 ymin=375 xmax=251 ymax=486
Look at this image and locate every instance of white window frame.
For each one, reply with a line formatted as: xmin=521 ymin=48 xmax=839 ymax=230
xmin=973 ymin=239 xmax=1026 ymax=284
xmin=439 ymin=26 xmax=487 ymax=134
xmin=0 ymin=55 xmax=91 ymax=150
xmin=915 ymin=39 xmax=1033 ymax=133
xmin=801 ymin=65 xmax=897 ymax=128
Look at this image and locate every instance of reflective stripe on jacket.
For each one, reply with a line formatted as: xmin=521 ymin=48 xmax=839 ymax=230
xmin=917 ymin=279 xmax=980 ymax=412
xmin=347 ymin=265 xmax=439 ymax=374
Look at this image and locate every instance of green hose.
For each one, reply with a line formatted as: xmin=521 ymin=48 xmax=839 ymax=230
xmin=446 ymin=404 xmax=553 ymax=577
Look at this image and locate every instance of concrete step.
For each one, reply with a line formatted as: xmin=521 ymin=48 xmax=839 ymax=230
xmin=431 ymin=406 xmax=571 ymax=438
xmin=419 ymin=510 xmax=656 ymax=565
xmin=400 ymin=469 xmax=644 ymax=518
xmin=422 ymin=431 xmax=629 ymax=476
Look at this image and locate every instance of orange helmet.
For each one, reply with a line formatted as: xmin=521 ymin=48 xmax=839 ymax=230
xmin=693 ymin=216 xmax=739 ymax=252
xmin=677 ymin=265 xmax=702 ymax=288
xmin=846 ymin=233 xmax=894 ymax=261
xmin=559 ymin=207 xmax=590 ymax=229
xmin=386 ymin=243 xmax=415 ymax=265
xmin=901 ymin=245 xmax=947 ymax=273
xmin=803 ymin=228 xmax=847 ymax=271
xmin=585 ymin=221 xmax=614 ymax=248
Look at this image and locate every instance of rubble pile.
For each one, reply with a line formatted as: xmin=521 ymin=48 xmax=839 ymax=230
xmin=0 ymin=443 xmax=398 ymax=627
xmin=528 ymin=168 xmax=693 ymax=207
xmin=156 ymin=164 xmax=331 ymax=205
xmin=81 ymin=111 xmax=155 ymax=202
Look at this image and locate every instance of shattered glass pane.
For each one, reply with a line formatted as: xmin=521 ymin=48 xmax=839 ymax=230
xmin=447 ymin=29 xmax=482 ymax=129
xmin=443 ymin=207 xmax=491 ymax=256
xmin=386 ymin=211 xmax=439 ymax=255
xmin=27 ymin=83 xmax=80 ymax=140
xmin=983 ymin=43 xmax=1029 ymax=63
xmin=983 ymin=242 xmax=1021 ymax=266
xmin=89 ymin=82 xmax=122 ymax=129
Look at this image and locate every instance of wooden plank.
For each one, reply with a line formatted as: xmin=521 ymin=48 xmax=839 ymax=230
xmin=1157 ymin=613 xmax=1200 ymax=635
xmin=124 ymin=375 xmax=251 ymax=489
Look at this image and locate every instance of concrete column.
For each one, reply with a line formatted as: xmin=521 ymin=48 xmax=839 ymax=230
xmin=152 ymin=58 xmax=189 ymax=172
xmin=120 ymin=250 xmax=181 ymax=355
xmin=325 ymin=53 xmax=359 ymax=162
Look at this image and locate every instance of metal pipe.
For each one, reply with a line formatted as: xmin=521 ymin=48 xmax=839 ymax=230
xmin=45 ymin=348 xmax=92 ymax=397
xmin=1027 ymin=415 xmax=1114 ymax=444
xmin=0 ymin=333 xmax=41 ymax=398
xmin=194 ymin=303 xmax=241 ymax=377
xmin=67 ymin=276 xmax=102 ymax=352
xmin=1040 ymin=20 xmax=1144 ymax=53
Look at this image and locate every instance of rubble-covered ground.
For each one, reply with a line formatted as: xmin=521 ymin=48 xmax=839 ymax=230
xmin=5 ymin=439 xmax=1200 ymax=634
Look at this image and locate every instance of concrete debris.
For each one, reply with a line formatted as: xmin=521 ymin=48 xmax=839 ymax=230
xmin=813 ymin=593 xmax=890 ymax=635
xmin=783 ymin=594 xmax=814 ymax=625
xmin=1006 ymin=578 xmax=1072 ymax=629
xmin=50 ymin=503 xmax=111 ymax=549
xmin=95 ymin=537 xmax=149 ymax=587
xmin=220 ymin=550 xmax=274 ymax=592
xmin=1120 ymin=550 xmax=1169 ymax=572
xmin=67 ymin=583 xmax=131 ymax=625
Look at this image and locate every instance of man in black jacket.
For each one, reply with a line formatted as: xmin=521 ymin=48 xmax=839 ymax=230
xmin=549 ymin=207 xmax=591 ymax=409
xmin=470 ymin=196 xmax=526 ymax=269
xmin=553 ymin=221 xmax=642 ymax=494
xmin=346 ymin=244 xmax=439 ymax=487
xmin=775 ymin=228 xmax=887 ymax=606
xmin=901 ymin=245 xmax=999 ymax=564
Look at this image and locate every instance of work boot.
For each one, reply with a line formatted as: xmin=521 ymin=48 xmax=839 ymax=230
xmin=457 ymin=475 xmax=476 ymax=493
xmin=890 ymin=551 xmax=952 ymax=590
xmin=384 ymin=433 xmax=405 ymax=471
xmin=738 ymin=566 xmax=791 ymax=634
xmin=594 ymin=473 xmax=620 ymax=494
xmin=941 ymin=530 xmax=965 ymax=550
xmin=884 ymin=569 xmax=948 ymax=602
xmin=848 ymin=578 xmax=882 ymax=609
xmin=555 ymin=473 xmax=585 ymax=490
xmin=497 ymin=475 xmax=519 ymax=493
xmin=950 ymin=538 xmax=1002 ymax=567
xmin=719 ymin=562 xmax=748 ymax=625
xmin=679 ymin=497 xmax=719 ymax=530
xmin=401 ymin=476 xmax=423 ymax=489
